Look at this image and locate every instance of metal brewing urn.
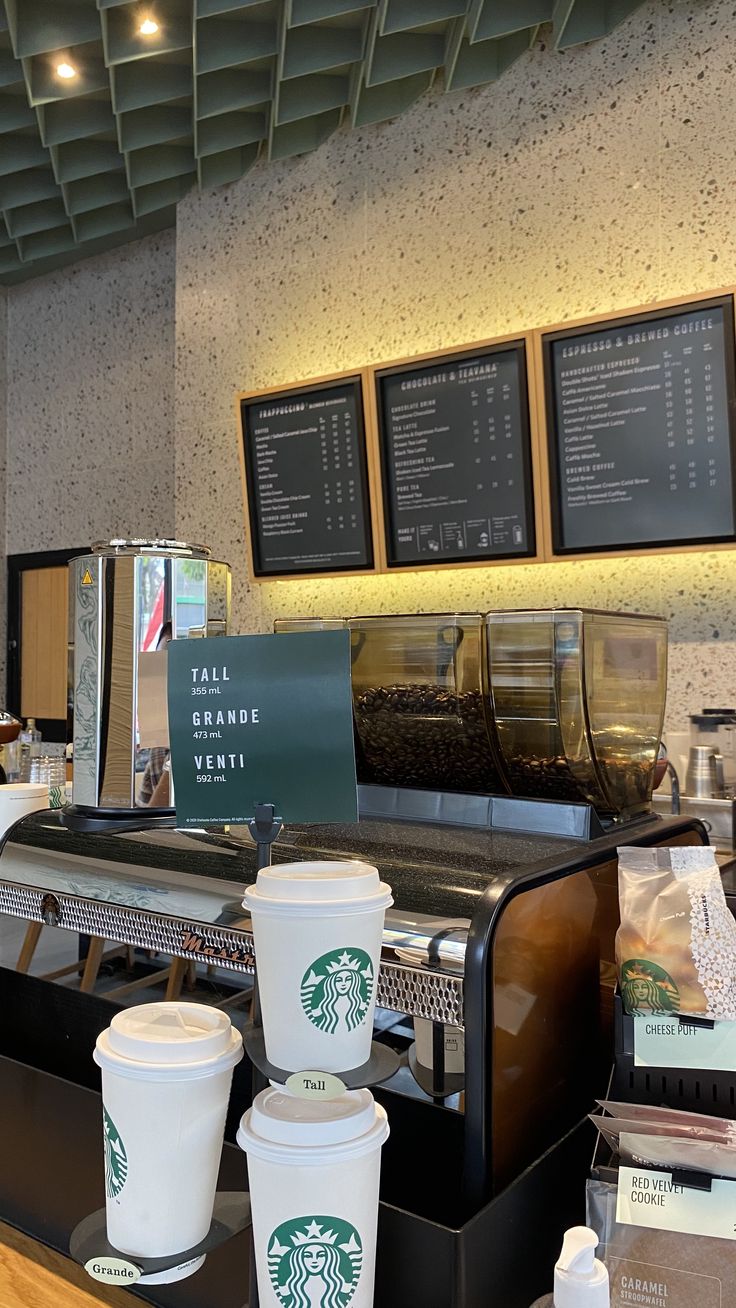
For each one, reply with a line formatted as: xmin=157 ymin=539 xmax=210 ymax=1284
xmin=68 ymin=539 xmax=230 ymax=820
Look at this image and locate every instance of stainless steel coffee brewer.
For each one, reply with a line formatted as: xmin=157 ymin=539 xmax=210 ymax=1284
xmin=66 ymin=540 xmax=230 ymax=824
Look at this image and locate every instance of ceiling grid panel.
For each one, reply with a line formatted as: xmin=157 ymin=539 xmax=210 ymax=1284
xmin=0 ymin=0 xmax=653 ymax=282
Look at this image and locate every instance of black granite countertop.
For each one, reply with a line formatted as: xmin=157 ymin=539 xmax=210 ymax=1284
xmin=1 ymin=806 xmax=682 ymax=920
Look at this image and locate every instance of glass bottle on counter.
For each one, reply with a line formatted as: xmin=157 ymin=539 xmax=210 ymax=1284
xmin=19 ymin=717 xmax=42 ymax=781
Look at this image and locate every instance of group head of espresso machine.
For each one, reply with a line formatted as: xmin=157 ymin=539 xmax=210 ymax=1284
xmin=0 ymin=584 xmax=708 ymax=1258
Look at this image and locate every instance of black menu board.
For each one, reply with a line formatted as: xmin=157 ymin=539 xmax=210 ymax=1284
xmin=240 ymin=377 xmax=374 ymax=577
xmin=544 ymin=296 xmax=736 ymax=553
xmin=375 ymin=342 xmax=536 ymax=567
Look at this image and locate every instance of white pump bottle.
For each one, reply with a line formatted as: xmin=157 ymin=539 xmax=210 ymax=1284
xmin=529 ymin=1226 xmax=610 ymax=1307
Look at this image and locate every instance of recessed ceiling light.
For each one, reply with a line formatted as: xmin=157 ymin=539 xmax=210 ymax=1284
xmin=56 ymin=62 xmax=77 ymax=79
xmin=139 ymin=18 xmax=159 ymax=34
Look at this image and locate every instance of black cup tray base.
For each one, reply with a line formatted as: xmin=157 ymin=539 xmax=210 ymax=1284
xmin=408 ymin=1044 xmax=465 ymax=1099
xmin=243 ymin=1025 xmax=401 ymax=1089
xmin=69 ymin=1191 xmax=251 ymax=1276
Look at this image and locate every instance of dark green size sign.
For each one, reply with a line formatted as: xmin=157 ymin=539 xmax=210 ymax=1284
xmin=167 ymin=630 xmax=358 ymax=826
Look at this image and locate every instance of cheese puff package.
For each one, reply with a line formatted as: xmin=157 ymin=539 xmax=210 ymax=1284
xmin=616 ymin=846 xmax=736 ymax=1020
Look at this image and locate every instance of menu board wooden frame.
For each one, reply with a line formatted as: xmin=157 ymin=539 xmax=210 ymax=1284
xmin=534 ymin=288 xmax=736 ymax=561
xmin=366 ymin=331 xmax=545 ymax=572
xmin=236 ymin=369 xmax=382 ymax=582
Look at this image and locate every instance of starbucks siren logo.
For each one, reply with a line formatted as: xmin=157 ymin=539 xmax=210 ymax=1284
xmin=300 ymin=948 xmax=374 ymax=1035
xmin=621 ymin=959 xmax=681 ymax=1015
xmin=103 ymin=1108 xmax=128 ymax=1199
xmin=267 ymin=1215 xmax=362 ymax=1308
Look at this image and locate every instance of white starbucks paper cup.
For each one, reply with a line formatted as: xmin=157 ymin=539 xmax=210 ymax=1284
xmin=0 ymin=783 xmax=49 ymax=839
xmin=243 ymin=861 xmax=392 ymax=1073
xmin=93 ymin=1001 xmax=243 ymax=1283
xmin=238 ymin=1086 xmax=389 ymax=1308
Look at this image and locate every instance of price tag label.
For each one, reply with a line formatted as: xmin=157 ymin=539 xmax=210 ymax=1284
xmin=286 ymin=1071 xmax=347 ymax=1101
xmin=634 ymin=1016 xmax=736 ymax=1071
xmin=617 ymin=1167 xmax=736 ymax=1241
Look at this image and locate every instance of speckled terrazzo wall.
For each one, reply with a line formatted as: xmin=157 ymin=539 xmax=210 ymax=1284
xmin=174 ymin=0 xmax=736 ymax=732
xmin=5 ymin=229 xmax=176 ymax=555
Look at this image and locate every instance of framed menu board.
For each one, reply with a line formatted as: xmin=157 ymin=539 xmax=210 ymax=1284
xmin=374 ymin=339 xmax=538 ymax=568
xmin=542 ymin=294 xmax=736 ymax=555
xmin=238 ymin=374 xmax=376 ymax=579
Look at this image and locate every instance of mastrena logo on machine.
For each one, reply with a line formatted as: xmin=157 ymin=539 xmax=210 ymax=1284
xmin=300 ymin=949 xmax=374 ymax=1034
xmin=103 ymin=1108 xmax=128 ymax=1199
xmin=267 ymin=1216 xmax=363 ymax=1308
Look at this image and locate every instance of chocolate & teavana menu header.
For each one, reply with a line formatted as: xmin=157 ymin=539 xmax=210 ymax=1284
xmin=235 ymin=290 xmax=736 ymax=577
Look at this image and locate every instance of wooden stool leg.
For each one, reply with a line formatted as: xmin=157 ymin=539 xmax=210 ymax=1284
xmin=166 ymin=956 xmax=188 ymax=1001
xmin=185 ymin=961 xmax=197 ymax=991
xmin=16 ymin=922 xmax=43 ymax=974
xmin=79 ymin=937 xmax=106 ymax=993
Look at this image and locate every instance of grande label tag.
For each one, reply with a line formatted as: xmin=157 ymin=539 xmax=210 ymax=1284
xmin=286 ymin=1071 xmax=347 ymax=1100
xmin=85 ymin=1256 xmax=141 ymax=1284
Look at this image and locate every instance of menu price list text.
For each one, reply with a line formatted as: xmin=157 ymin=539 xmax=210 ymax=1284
xmin=549 ymin=302 xmax=736 ymax=551
xmin=379 ymin=347 xmax=534 ymax=565
xmin=244 ymin=381 xmax=372 ymax=574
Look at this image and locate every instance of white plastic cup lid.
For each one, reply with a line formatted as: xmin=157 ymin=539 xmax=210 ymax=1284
xmin=104 ymin=1002 xmax=238 ymax=1065
xmin=242 ymin=1086 xmax=382 ymax=1149
xmin=0 ymin=783 xmax=49 ymax=802
xmin=246 ymin=860 xmax=385 ymax=905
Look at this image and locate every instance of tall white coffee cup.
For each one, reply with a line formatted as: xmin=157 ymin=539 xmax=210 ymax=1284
xmin=238 ymin=1086 xmax=389 ymax=1308
xmin=0 ymin=782 xmax=49 ymax=840
xmin=243 ymin=861 xmax=392 ymax=1073
xmin=94 ymin=1002 xmax=243 ymax=1284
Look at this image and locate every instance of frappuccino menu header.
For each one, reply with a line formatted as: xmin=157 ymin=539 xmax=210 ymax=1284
xmin=237 ymin=291 xmax=736 ymax=577
xmin=544 ymin=297 xmax=736 ymax=553
xmin=240 ymin=377 xmax=374 ymax=577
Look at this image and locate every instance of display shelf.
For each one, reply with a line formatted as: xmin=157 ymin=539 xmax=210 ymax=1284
xmin=197 ymin=144 xmax=260 ymax=190
xmin=110 ymin=58 xmax=193 ymax=115
xmin=5 ymin=196 xmax=67 ymax=238
xmin=50 ymin=138 xmax=122 ymax=184
xmin=125 ymin=140 xmax=196 ymax=189
xmin=24 ymin=44 xmax=108 ymax=107
xmin=0 ymin=1051 xmax=594 ymax=1308
xmin=195 ymin=13 xmax=280 ymax=76
xmin=195 ymin=108 xmax=268 ymax=157
xmin=17 ymin=223 xmax=76 ymax=262
xmin=72 ymin=201 xmax=135 ymax=244
xmin=281 ymin=21 xmax=366 ymax=79
xmin=63 ymin=171 xmax=131 ymax=216
xmin=289 ymin=0 xmax=373 ymax=26
xmin=275 ymin=71 xmax=349 ymax=126
xmin=117 ymin=103 xmax=192 ymax=154
xmin=101 ymin=0 xmax=192 ymax=68
xmin=0 ymin=87 xmax=35 ymax=132
xmin=0 ymin=164 xmax=58 ymax=207
xmin=365 ymin=28 xmax=445 ymax=86
xmin=4 ymin=0 xmax=100 ymax=60
xmin=350 ymin=68 xmax=432 ymax=127
xmin=39 ymin=97 xmax=117 ymax=148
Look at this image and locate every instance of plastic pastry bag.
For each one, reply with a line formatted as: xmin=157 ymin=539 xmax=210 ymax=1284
xmin=590 ymin=1115 xmax=735 ymax=1149
xmin=618 ymin=1131 xmax=736 ymax=1180
xmin=597 ymin=1101 xmax=736 ymax=1138
xmin=616 ymin=846 xmax=736 ymax=1019
xmin=587 ymin=1177 xmax=736 ymax=1307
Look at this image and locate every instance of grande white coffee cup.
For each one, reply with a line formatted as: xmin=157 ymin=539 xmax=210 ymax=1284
xmin=238 ymin=1086 xmax=389 ymax=1308
xmin=243 ymin=861 xmax=392 ymax=1073
xmin=0 ymin=782 xmax=49 ymax=840
xmin=93 ymin=1002 xmax=243 ymax=1284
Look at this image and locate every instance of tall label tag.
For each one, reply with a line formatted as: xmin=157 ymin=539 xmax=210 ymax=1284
xmin=286 ymin=1071 xmax=347 ymax=1101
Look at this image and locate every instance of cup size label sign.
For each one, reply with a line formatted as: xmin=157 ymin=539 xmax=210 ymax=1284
xmin=85 ymin=1257 xmax=141 ymax=1285
xmin=634 ymin=1015 xmax=736 ymax=1071
xmin=167 ymin=630 xmax=358 ymax=826
xmin=617 ymin=1167 xmax=736 ymax=1241
xmin=285 ymin=1071 xmax=347 ymax=1101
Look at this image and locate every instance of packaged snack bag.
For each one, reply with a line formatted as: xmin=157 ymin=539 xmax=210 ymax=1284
xmin=616 ymin=846 xmax=736 ymax=1019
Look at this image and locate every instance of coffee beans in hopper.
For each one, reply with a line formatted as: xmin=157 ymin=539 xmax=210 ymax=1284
xmin=354 ymin=683 xmax=506 ymax=793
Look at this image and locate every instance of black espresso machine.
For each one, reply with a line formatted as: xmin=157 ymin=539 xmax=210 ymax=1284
xmin=0 ymin=605 xmax=706 ymax=1307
